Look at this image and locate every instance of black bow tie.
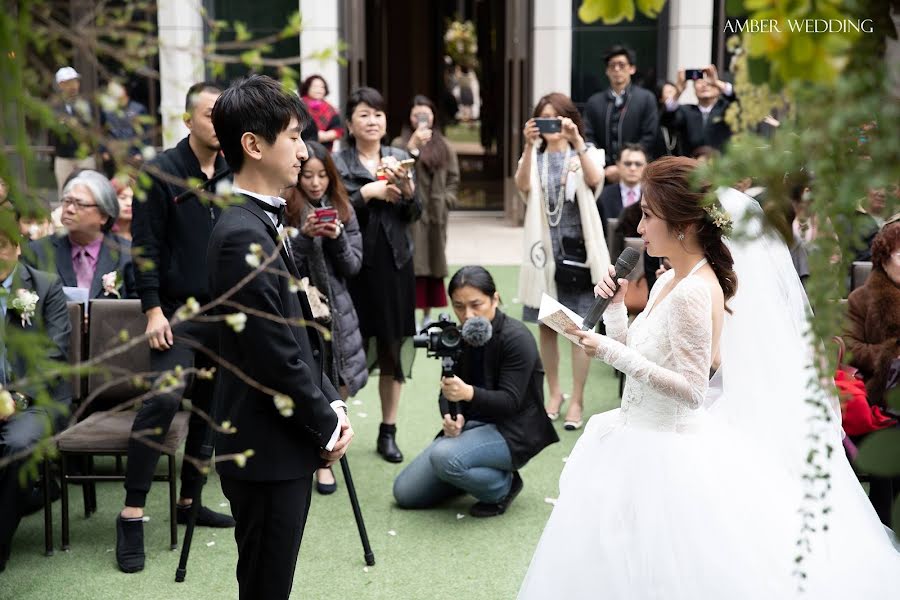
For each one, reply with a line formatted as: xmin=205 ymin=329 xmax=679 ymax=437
xmin=247 ymin=196 xmax=285 ymax=227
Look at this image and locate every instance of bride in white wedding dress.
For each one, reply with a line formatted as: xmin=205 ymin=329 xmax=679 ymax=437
xmin=517 ymin=157 xmax=899 ymax=600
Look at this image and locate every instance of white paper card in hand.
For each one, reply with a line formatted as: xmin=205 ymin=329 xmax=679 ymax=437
xmin=537 ymin=294 xmax=585 ymax=346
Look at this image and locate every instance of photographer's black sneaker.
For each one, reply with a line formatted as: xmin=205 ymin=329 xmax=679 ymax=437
xmin=469 ymin=471 xmax=523 ymax=518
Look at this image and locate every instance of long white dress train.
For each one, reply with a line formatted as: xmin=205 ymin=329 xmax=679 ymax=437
xmin=518 ymin=198 xmax=900 ymax=599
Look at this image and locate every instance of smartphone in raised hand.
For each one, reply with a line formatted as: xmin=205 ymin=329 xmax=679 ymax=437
xmin=534 ymin=118 xmax=562 ymax=134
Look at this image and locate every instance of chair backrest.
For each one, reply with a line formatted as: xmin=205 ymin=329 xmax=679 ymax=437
xmin=606 ymin=217 xmax=620 ymax=258
xmin=66 ymin=302 xmax=85 ymax=400
xmin=86 ymin=299 xmax=151 ymax=412
xmin=850 ymin=261 xmax=872 ymax=293
xmin=623 ymin=237 xmax=646 ymax=282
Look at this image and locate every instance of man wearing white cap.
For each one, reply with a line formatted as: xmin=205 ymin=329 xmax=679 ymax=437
xmin=50 ymin=67 xmax=96 ymax=197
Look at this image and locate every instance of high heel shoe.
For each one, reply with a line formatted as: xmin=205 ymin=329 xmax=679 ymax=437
xmin=546 ymin=393 xmax=570 ymax=421
xmin=563 ymin=403 xmax=583 ymax=431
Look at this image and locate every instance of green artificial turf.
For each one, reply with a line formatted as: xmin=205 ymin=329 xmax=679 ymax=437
xmin=3 ymin=265 xmax=621 ymax=599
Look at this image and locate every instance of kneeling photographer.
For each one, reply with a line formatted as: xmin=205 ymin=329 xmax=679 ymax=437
xmin=393 ymin=266 xmax=558 ymax=517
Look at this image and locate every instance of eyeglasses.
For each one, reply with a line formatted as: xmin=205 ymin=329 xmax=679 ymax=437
xmin=621 ymin=161 xmax=645 ymax=168
xmin=607 ymin=61 xmax=631 ymax=71
xmin=61 ymin=197 xmax=98 ymax=210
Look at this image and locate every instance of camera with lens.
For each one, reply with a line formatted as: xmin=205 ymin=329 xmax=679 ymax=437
xmin=414 ymin=313 xmax=463 ymax=415
xmin=413 ymin=313 xmax=462 ymax=365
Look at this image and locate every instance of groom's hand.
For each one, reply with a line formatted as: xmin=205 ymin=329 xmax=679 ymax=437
xmin=321 ymin=417 xmax=354 ymax=467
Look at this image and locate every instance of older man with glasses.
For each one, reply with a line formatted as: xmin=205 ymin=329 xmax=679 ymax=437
xmin=25 ymin=170 xmax=136 ymax=301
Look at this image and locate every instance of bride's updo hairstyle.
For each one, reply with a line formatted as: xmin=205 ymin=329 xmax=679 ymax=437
xmin=641 ymin=156 xmax=737 ymax=310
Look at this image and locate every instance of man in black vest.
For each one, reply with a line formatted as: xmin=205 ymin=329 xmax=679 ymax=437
xmin=208 ymin=75 xmax=353 ymax=600
xmin=117 ymin=82 xmax=235 ymax=573
xmin=583 ymin=45 xmax=658 ymax=184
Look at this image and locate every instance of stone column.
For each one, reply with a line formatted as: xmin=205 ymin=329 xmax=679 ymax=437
xmin=666 ymin=0 xmax=714 ymax=96
xmin=300 ymin=0 xmax=343 ymax=114
xmin=157 ymin=0 xmax=205 ymax=149
xmin=532 ymin=0 xmax=572 ymax=104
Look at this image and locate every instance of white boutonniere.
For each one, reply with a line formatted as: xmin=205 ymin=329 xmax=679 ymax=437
xmin=10 ymin=289 xmax=39 ymax=326
xmin=102 ymin=271 xmax=122 ymax=298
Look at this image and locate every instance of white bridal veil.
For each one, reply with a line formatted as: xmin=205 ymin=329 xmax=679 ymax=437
xmin=707 ymin=187 xmax=843 ymax=476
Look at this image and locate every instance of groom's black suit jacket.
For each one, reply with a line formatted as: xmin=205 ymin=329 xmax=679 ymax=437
xmin=207 ymin=195 xmax=340 ymax=482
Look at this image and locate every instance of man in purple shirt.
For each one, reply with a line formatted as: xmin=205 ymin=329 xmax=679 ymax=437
xmin=27 ymin=170 xmax=135 ymax=300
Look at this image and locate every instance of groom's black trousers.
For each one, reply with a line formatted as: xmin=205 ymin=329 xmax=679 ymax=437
xmin=221 ymin=475 xmax=313 ymax=600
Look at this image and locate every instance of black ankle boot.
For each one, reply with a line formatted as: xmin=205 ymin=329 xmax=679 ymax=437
xmin=377 ymin=423 xmax=403 ymax=463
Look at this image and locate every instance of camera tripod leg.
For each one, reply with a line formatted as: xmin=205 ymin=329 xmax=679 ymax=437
xmin=175 ymin=410 xmax=218 ymax=583
xmin=339 ymin=455 xmax=375 ymax=566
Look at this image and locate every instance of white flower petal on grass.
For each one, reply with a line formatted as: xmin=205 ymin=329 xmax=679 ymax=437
xmin=544 ymin=497 xmax=557 ymax=506
xmin=562 ymin=456 xmax=569 ymax=463
xmin=351 ymin=399 xmax=363 ymax=406
xmin=363 ymin=567 xmax=369 ymax=573
xmin=219 ymin=503 xmax=228 ymax=508
xmin=456 ymin=513 xmax=466 ymax=520
xmin=387 ymin=530 xmax=396 ymax=536
xmin=206 ymin=541 xmax=215 ymax=547
xmin=356 ymin=412 xmax=367 ymax=418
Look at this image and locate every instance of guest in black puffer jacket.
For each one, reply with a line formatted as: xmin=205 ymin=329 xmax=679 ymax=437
xmin=286 ymin=141 xmax=367 ymax=495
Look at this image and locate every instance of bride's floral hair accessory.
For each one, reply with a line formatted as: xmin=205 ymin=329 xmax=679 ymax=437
xmin=703 ymin=201 xmax=733 ymax=236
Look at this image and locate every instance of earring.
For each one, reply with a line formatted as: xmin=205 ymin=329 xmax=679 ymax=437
xmin=677 ymin=231 xmax=685 ymax=241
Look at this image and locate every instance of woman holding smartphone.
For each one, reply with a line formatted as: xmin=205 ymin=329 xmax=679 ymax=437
xmin=334 ymin=87 xmax=420 ymax=463
xmin=392 ymin=95 xmax=460 ymax=329
xmin=285 ymin=140 xmax=366 ymax=494
xmin=515 ymin=92 xmax=609 ymax=431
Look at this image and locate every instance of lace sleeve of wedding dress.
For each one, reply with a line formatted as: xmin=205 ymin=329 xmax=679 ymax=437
xmin=595 ymin=278 xmax=713 ymax=408
xmin=601 ymin=302 xmax=629 ymax=343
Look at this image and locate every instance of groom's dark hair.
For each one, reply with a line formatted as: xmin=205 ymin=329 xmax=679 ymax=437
xmin=211 ymin=75 xmax=310 ymax=173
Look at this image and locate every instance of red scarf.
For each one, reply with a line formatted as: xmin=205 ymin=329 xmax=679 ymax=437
xmin=303 ymin=97 xmax=343 ymax=139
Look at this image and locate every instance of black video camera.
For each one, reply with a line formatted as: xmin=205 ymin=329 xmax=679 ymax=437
xmin=413 ymin=313 xmax=463 ymax=416
xmin=413 ymin=313 xmax=462 ymax=367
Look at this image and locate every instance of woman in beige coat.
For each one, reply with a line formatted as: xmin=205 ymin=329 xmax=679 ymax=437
xmin=515 ymin=92 xmax=608 ymax=431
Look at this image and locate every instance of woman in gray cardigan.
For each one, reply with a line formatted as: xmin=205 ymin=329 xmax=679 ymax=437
xmin=286 ymin=141 xmax=367 ymax=494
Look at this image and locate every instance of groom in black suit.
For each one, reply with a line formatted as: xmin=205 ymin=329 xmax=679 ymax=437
xmin=207 ymin=75 xmax=353 ymax=599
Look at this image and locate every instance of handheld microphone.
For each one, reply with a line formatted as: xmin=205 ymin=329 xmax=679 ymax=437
xmin=461 ymin=316 xmax=492 ymax=347
xmin=581 ymin=247 xmax=641 ymax=330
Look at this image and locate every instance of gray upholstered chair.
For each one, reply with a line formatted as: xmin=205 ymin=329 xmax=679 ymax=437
xmin=53 ymin=299 xmax=189 ymax=551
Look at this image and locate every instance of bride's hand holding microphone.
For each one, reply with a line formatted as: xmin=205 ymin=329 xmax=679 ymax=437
xmin=568 ymin=265 xmax=629 ymax=352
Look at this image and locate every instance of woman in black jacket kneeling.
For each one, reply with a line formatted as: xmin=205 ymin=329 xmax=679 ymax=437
xmin=393 ymin=266 xmax=559 ymax=517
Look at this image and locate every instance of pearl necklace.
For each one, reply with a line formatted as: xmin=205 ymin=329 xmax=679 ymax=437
xmin=539 ymin=147 xmax=571 ymax=227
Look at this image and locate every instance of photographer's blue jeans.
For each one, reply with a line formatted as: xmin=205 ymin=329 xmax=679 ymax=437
xmin=393 ymin=420 xmax=514 ymax=507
